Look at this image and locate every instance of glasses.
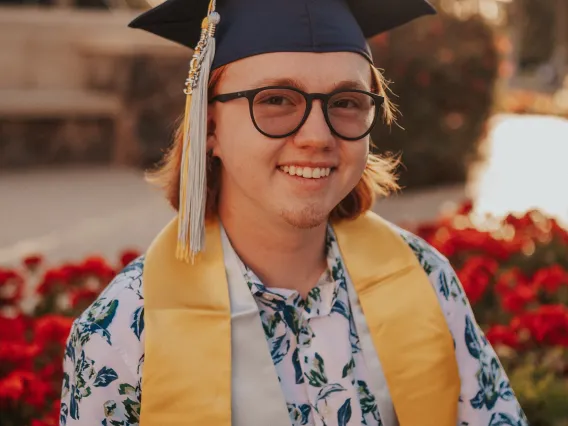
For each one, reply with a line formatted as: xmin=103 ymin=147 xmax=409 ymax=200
xmin=210 ymin=86 xmax=384 ymax=141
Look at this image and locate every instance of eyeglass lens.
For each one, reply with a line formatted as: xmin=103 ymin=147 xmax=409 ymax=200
xmin=251 ymin=88 xmax=377 ymax=139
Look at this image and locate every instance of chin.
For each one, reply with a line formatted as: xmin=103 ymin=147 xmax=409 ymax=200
xmin=279 ymin=205 xmax=331 ymax=229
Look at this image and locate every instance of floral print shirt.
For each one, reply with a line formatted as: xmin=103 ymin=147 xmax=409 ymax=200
xmin=237 ymin=231 xmax=382 ymax=426
xmin=60 ymin=225 xmax=528 ymax=426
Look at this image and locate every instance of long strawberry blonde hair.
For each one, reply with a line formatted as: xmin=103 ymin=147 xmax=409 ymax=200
xmin=147 ymin=64 xmax=400 ymax=221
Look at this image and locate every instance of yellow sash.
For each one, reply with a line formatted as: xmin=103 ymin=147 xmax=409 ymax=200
xmin=141 ymin=212 xmax=460 ymax=425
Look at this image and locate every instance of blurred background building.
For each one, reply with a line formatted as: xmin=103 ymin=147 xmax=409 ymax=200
xmin=0 ymin=0 xmax=567 ymax=170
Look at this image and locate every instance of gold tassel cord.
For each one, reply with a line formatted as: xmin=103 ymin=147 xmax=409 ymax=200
xmin=177 ymin=1 xmax=220 ymax=263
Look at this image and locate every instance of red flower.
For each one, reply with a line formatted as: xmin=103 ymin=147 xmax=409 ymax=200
xmin=34 ymin=315 xmax=74 ymax=349
xmin=58 ymin=264 xmax=81 ymax=284
xmin=532 ymin=265 xmax=568 ymax=294
xmin=69 ymin=288 xmax=99 ymax=309
xmin=23 ymin=254 xmax=44 ymax=271
xmin=32 ymin=420 xmax=55 ymax=426
xmin=429 ymin=227 xmax=516 ymax=260
xmin=495 ymin=268 xmax=529 ymax=296
xmin=457 ymin=256 xmax=499 ymax=304
xmin=504 ymin=212 xmax=534 ymax=231
xmin=0 ymin=370 xmax=28 ymax=402
xmin=32 ymin=400 xmax=61 ymax=426
xmin=550 ymin=219 xmax=568 ymax=244
xmin=0 ymin=268 xmax=25 ymax=305
xmin=79 ymin=256 xmax=115 ymax=282
xmin=22 ymin=373 xmax=52 ymax=410
xmin=501 ymin=284 xmax=536 ymax=314
xmin=456 ymin=199 xmax=474 ymax=216
xmin=120 ymin=249 xmax=141 ymax=268
xmin=0 ymin=370 xmax=52 ymax=410
xmin=415 ymin=222 xmax=440 ymax=243
xmin=38 ymin=362 xmax=58 ymax=380
xmin=485 ymin=325 xmax=519 ymax=348
xmin=512 ymin=305 xmax=568 ymax=347
xmin=36 ymin=269 xmax=70 ymax=296
xmin=0 ymin=313 xmax=28 ymax=342
xmin=0 ymin=342 xmax=40 ymax=370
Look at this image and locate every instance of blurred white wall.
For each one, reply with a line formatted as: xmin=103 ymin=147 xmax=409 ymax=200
xmin=0 ymin=6 xmax=178 ymax=91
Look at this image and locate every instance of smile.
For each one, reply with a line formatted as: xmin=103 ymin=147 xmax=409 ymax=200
xmin=278 ymin=165 xmax=332 ymax=179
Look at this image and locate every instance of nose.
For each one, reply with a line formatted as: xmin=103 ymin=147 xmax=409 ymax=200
xmin=293 ymin=100 xmax=335 ymax=150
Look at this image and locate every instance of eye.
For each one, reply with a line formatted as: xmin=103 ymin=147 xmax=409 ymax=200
xmin=329 ymin=92 xmax=375 ymax=111
xmin=255 ymin=88 xmax=303 ymax=107
xmin=262 ymin=96 xmax=292 ymax=106
xmin=330 ymin=98 xmax=359 ymax=109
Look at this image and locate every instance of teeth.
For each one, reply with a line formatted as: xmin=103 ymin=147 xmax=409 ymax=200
xmin=279 ymin=166 xmax=332 ymax=179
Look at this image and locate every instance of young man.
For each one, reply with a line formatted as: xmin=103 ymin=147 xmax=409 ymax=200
xmin=60 ymin=0 xmax=527 ymax=425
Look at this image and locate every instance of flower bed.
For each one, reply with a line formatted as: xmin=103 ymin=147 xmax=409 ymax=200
xmin=0 ymin=251 xmax=140 ymax=426
xmin=1 ymin=206 xmax=567 ymax=425
xmin=415 ymin=204 xmax=568 ymax=425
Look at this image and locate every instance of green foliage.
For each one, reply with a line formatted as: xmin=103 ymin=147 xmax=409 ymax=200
xmin=370 ymin=12 xmax=500 ymax=189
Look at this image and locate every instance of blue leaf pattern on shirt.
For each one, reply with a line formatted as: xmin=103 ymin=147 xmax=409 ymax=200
xmin=337 ymin=398 xmax=352 ymax=426
xmin=288 ymin=403 xmax=312 ymax=425
xmin=292 ymin=348 xmax=305 ymax=384
xmin=130 ymin=306 xmax=144 ymax=341
xmin=271 ymin=334 xmax=291 ymax=364
xmin=317 ymin=383 xmax=346 ymax=403
xmin=331 ymin=299 xmax=349 ymax=319
xmin=305 ymin=353 xmax=328 ymax=387
xmin=82 ymin=299 xmax=119 ymax=345
xmin=438 ymin=270 xmax=450 ymax=301
xmin=465 ymin=315 xmax=482 ymax=359
xmin=60 ymin=402 xmax=69 ymax=426
xmin=342 ymin=358 xmax=355 ymax=378
xmin=488 ymin=412 xmax=521 ymax=426
xmin=94 ymin=367 xmax=119 ymax=387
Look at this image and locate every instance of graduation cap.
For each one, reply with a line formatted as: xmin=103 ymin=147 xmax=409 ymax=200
xmin=129 ymin=0 xmax=436 ymax=262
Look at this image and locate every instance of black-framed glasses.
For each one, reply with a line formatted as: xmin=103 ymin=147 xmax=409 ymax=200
xmin=210 ymin=86 xmax=384 ymax=141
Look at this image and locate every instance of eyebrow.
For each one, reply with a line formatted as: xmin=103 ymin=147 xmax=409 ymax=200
xmin=253 ymin=77 xmax=306 ymax=90
xmin=331 ymin=79 xmax=370 ymax=91
xmin=251 ymin=77 xmax=369 ymax=92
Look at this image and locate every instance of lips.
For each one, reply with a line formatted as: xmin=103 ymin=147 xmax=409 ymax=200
xmin=279 ymin=165 xmax=331 ymax=179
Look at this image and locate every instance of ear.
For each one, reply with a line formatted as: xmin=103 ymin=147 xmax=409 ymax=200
xmin=206 ymin=103 xmax=220 ymax=156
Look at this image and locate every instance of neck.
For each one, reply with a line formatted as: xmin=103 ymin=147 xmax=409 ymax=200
xmin=218 ymin=198 xmax=328 ymax=298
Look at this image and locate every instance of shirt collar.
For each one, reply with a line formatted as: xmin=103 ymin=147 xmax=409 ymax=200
xmin=231 ymin=225 xmax=344 ymax=317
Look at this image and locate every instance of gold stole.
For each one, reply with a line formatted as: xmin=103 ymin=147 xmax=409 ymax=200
xmin=141 ymin=212 xmax=460 ymax=425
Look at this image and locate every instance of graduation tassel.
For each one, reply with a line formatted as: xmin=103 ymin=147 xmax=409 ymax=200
xmin=177 ymin=1 xmax=220 ymax=263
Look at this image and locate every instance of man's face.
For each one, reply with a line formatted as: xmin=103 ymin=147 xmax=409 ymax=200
xmin=208 ymin=51 xmax=372 ymax=229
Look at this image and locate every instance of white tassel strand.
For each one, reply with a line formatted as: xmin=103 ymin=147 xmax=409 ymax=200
xmin=178 ymin=8 xmax=220 ymax=262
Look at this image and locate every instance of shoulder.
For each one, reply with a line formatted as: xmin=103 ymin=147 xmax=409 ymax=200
xmin=66 ymin=256 xmax=146 ymax=377
xmin=388 ymin=221 xmax=451 ymax=272
xmin=387 ymin=222 xmax=469 ymax=307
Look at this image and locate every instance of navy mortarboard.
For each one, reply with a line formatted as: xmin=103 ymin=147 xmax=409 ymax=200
xmin=129 ymin=0 xmax=436 ymax=261
xmin=129 ymin=0 xmax=435 ymax=69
